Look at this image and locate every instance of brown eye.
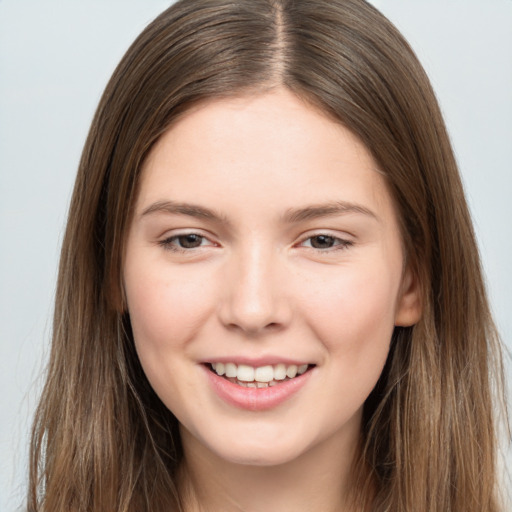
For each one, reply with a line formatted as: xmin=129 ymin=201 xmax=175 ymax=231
xmin=299 ymin=234 xmax=352 ymax=253
xmin=310 ymin=235 xmax=336 ymax=249
xmin=176 ymin=234 xmax=204 ymax=248
xmin=159 ymin=233 xmax=211 ymax=252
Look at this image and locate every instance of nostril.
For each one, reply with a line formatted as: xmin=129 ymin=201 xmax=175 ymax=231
xmin=217 ymin=275 xmax=292 ymax=334
xmin=224 ymin=320 xmax=284 ymax=336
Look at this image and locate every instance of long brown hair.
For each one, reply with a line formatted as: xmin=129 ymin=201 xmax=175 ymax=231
xmin=28 ymin=0 xmax=509 ymax=510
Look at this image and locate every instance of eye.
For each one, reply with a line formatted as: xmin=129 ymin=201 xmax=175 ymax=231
xmin=159 ymin=233 xmax=214 ymax=252
xmin=299 ymin=234 xmax=352 ymax=251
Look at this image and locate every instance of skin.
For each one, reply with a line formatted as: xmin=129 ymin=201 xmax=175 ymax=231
xmin=123 ymin=88 xmax=421 ymax=512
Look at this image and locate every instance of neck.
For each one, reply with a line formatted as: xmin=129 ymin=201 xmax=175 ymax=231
xmin=178 ymin=418 xmax=365 ymax=512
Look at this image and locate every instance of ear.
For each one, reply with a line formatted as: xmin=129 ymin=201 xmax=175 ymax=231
xmin=394 ymin=266 xmax=422 ymax=327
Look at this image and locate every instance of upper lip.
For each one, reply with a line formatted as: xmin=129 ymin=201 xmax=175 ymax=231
xmin=201 ymin=356 xmax=315 ymax=367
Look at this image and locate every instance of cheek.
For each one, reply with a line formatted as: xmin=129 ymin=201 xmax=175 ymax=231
xmin=123 ymin=263 xmax=216 ymax=379
xmin=126 ymin=256 xmax=216 ymax=330
xmin=298 ymin=260 xmax=399 ymax=379
xmin=296 ymin=265 xmax=399 ymax=431
xmin=123 ymin=262 xmax=222 ymax=418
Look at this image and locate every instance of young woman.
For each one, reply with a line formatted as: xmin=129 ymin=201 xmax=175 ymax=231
xmin=28 ymin=0 xmax=509 ymax=511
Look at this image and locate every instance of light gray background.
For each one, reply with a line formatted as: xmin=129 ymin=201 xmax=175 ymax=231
xmin=1 ymin=1 xmax=511 ymax=510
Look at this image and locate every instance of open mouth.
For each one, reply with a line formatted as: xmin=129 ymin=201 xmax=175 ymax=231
xmin=207 ymin=362 xmax=314 ymax=389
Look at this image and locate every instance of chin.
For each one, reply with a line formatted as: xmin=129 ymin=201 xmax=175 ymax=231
xmin=214 ymin=442 xmax=305 ymax=467
xmin=193 ymin=424 xmax=316 ymax=468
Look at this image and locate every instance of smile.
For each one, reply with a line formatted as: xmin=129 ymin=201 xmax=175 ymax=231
xmin=204 ymin=361 xmax=315 ymax=411
xmin=209 ymin=362 xmax=312 ymax=388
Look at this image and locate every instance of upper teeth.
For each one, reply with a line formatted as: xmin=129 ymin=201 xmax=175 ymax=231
xmin=211 ymin=362 xmax=309 ymax=382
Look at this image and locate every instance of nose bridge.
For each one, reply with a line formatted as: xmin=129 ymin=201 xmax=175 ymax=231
xmin=220 ymin=240 xmax=288 ymax=334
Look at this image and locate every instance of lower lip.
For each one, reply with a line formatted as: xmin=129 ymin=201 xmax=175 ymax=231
xmin=203 ymin=365 xmax=313 ymax=411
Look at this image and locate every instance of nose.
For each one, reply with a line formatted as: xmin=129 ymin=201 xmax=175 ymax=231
xmin=218 ymin=244 xmax=291 ymax=336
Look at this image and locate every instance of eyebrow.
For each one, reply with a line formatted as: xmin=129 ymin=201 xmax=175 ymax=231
xmin=141 ymin=200 xmax=231 ymax=226
xmin=282 ymin=201 xmax=379 ymax=223
xmin=140 ymin=199 xmax=378 ymax=225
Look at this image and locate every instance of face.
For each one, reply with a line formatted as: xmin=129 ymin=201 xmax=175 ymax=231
xmin=123 ymin=89 xmax=421 ymax=467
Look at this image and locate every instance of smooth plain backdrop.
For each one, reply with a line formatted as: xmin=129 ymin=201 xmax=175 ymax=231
xmin=1 ymin=1 xmax=511 ymax=510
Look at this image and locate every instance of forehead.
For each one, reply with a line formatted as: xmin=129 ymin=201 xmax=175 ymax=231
xmin=136 ymin=88 xmax=394 ymax=222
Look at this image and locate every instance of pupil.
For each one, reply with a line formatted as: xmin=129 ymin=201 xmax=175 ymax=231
xmin=311 ymin=235 xmax=334 ymax=249
xmin=179 ymin=234 xmax=202 ymax=248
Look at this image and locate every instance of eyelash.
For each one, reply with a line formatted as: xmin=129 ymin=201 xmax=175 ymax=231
xmin=158 ymin=232 xmax=353 ymax=254
xmin=298 ymin=234 xmax=353 ymax=253
xmin=158 ymin=233 xmax=214 ymax=253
